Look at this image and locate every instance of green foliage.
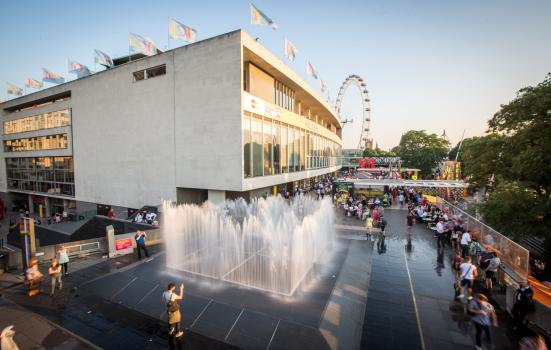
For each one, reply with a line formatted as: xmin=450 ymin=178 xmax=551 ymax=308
xmin=449 ymin=134 xmax=512 ymax=188
xmin=478 ymin=180 xmax=550 ymax=240
xmin=391 ymin=130 xmax=449 ymax=178
xmin=362 ymin=147 xmax=396 ymax=158
xmin=488 ymin=73 xmax=551 ymax=194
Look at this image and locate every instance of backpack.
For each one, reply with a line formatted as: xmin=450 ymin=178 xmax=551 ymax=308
xmin=166 ymin=293 xmax=180 ymax=313
xmin=469 ymin=242 xmax=481 ymax=256
xmin=467 ymin=300 xmax=481 ymax=316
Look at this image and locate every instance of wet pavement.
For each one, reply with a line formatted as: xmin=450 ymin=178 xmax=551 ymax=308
xmin=0 ymin=205 xmax=523 ymax=350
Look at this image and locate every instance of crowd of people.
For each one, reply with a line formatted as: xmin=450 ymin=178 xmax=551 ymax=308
xmin=133 ymin=210 xmax=159 ymax=226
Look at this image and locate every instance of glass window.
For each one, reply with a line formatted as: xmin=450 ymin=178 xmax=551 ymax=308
xmin=293 ymin=127 xmax=300 ymax=172
xmin=263 ymin=119 xmax=273 ymax=176
xmin=146 ymin=65 xmax=166 ymax=78
xmin=4 ymin=134 xmax=68 ymax=152
xmin=299 ymin=129 xmax=305 ymax=171
xmin=5 ymin=156 xmax=74 ymax=196
xmin=4 ymin=109 xmax=71 ymax=135
xmin=243 ymin=115 xmax=251 ymax=178
xmin=251 ymin=117 xmax=263 ymax=177
xmin=273 ymin=122 xmax=280 ymax=174
xmin=288 ymin=127 xmax=295 ymax=173
xmin=281 ymin=124 xmax=288 ymax=173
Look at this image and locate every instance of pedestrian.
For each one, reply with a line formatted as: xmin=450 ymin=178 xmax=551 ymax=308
xmin=399 ymin=193 xmax=405 ymax=208
xmin=436 ymin=218 xmax=446 ymax=249
xmin=468 ymin=293 xmax=498 ymax=350
xmin=406 ymin=210 xmax=414 ymax=234
xmin=25 ymin=258 xmax=43 ymax=297
xmin=484 ymin=252 xmax=500 ymax=291
xmin=519 ymin=332 xmax=548 ymax=350
xmin=48 ymin=258 xmax=62 ymax=296
xmin=57 ymin=245 xmax=70 ymax=275
xmin=512 ymin=280 xmax=535 ymax=330
xmin=135 ymin=230 xmax=149 ymax=260
xmin=365 ymin=215 xmax=373 ymax=239
xmin=162 ymin=282 xmax=185 ymax=349
xmin=460 ymin=230 xmax=471 ymax=258
xmin=458 ymin=256 xmax=477 ymax=300
xmin=380 ymin=217 xmax=387 ymax=236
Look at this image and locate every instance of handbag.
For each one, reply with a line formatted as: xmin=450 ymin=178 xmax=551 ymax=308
xmin=166 ymin=293 xmax=180 ymax=313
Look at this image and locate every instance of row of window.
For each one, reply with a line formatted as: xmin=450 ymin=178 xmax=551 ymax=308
xmin=3 ymin=109 xmax=70 ymax=135
xmin=274 ymin=80 xmax=295 ymax=112
xmin=6 ymin=157 xmax=75 ymax=196
xmin=133 ymin=64 xmax=166 ymax=82
xmin=4 ymin=134 xmax=68 ymax=152
xmin=243 ymin=112 xmax=341 ymax=178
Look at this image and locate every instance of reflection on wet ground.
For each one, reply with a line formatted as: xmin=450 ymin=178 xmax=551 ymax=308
xmin=335 ymin=208 xmax=516 ymax=350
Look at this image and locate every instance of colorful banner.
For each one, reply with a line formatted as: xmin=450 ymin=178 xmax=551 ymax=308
xmin=250 ymin=3 xmax=277 ymax=29
xmin=25 ymin=77 xmax=43 ymax=89
xmin=68 ymin=59 xmax=91 ymax=78
xmin=284 ymin=38 xmax=297 ymax=61
xmin=129 ymin=33 xmax=158 ymax=56
xmin=7 ymin=82 xmax=23 ymax=96
xmin=94 ymin=49 xmax=114 ymax=68
xmin=42 ymin=68 xmax=65 ymax=84
xmin=169 ymin=19 xmax=197 ymax=43
xmin=320 ymin=79 xmax=327 ymax=93
xmin=306 ymin=61 xmax=318 ymax=79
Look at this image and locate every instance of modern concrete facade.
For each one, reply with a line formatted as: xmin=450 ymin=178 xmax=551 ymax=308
xmin=0 ymin=30 xmax=342 ymax=216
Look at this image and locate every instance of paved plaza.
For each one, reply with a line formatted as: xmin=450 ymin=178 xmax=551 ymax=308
xmin=1 ymin=207 xmax=520 ymax=349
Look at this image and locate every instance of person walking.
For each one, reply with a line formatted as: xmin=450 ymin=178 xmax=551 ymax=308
xmin=468 ymin=293 xmax=498 ymax=350
xmin=25 ymin=258 xmax=43 ymax=297
xmin=162 ymin=282 xmax=185 ymax=349
xmin=57 ymin=245 xmax=70 ymax=275
xmin=458 ymin=256 xmax=477 ymax=300
xmin=406 ymin=210 xmax=414 ymax=234
xmin=135 ymin=230 xmax=149 ymax=260
xmin=365 ymin=215 xmax=373 ymax=239
xmin=460 ymin=230 xmax=471 ymax=258
xmin=48 ymin=258 xmax=62 ymax=296
xmin=436 ymin=218 xmax=446 ymax=249
xmin=484 ymin=252 xmax=500 ymax=291
xmin=512 ymin=281 xmax=534 ymax=330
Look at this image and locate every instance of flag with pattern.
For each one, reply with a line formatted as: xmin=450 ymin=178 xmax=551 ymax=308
xmin=169 ymin=19 xmax=197 ymax=43
xmin=306 ymin=62 xmax=318 ymax=79
xmin=284 ymin=39 xmax=297 ymax=61
xmin=68 ymin=59 xmax=91 ymax=78
xmin=94 ymin=49 xmax=114 ymax=68
xmin=129 ymin=33 xmax=158 ymax=56
xmin=25 ymin=77 xmax=43 ymax=89
xmin=7 ymin=82 xmax=23 ymax=96
xmin=250 ymin=3 xmax=277 ymax=29
xmin=42 ymin=68 xmax=65 ymax=84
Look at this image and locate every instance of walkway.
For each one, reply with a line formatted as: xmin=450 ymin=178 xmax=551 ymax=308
xmin=339 ymin=208 xmax=517 ymax=350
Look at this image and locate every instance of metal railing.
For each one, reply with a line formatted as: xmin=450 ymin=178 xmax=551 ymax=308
xmin=65 ymin=241 xmax=101 ymax=256
xmin=435 ymin=197 xmax=529 ymax=279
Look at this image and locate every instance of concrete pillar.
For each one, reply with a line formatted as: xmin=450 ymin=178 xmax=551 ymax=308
xmin=208 ymin=190 xmax=226 ymax=205
xmin=44 ymin=197 xmax=51 ymax=218
xmin=28 ymin=194 xmax=34 ymax=214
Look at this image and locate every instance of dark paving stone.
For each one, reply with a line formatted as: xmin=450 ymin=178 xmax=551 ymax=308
xmin=268 ymin=320 xmax=330 ymax=350
xmin=111 ymin=278 xmax=157 ymax=306
xmin=81 ymin=272 xmax=135 ymax=300
xmin=192 ymin=301 xmax=242 ymax=341
xmin=226 ymin=310 xmax=278 ymax=349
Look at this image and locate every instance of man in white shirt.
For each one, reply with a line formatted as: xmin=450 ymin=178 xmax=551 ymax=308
xmin=458 ymin=256 xmax=478 ymax=300
xmin=460 ymin=230 xmax=472 ymax=258
xmin=436 ymin=218 xmax=445 ymax=248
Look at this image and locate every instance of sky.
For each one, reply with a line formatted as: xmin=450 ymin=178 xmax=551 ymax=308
xmin=1 ymin=0 xmax=550 ymax=150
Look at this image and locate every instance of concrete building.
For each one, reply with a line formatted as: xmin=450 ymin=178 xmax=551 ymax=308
xmin=0 ymin=30 xmax=342 ymax=218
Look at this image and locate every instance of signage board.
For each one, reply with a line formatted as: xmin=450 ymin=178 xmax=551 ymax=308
xmin=115 ymin=238 xmax=133 ymax=251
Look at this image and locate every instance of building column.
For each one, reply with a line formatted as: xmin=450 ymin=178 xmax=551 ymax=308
xmin=208 ymin=190 xmax=226 ymax=205
xmin=28 ymin=194 xmax=34 ymax=214
xmin=44 ymin=197 xmax=51 ymax=218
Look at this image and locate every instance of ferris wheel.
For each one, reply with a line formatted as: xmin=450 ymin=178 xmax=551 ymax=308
xmin=334 ymin=74 xmax=372 ymax=149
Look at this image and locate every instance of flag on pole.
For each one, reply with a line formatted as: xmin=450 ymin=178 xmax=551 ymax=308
xmin=320 ymin=79 xmax=328 ymax=93
xmin=7 ymin=82 xmax=23 ymax=96
xmin=94 ymin=49 xmax=114 ymax=68
xmin=284 ymin=38 xmax=297 ymax=61
xmin=306 ymin=62 xmax=318 ymax=79
xmin=42 ymin=68 xmax=65 ymax=84
xmin=129 ymin=33 xmax=158 ymax=56
xmin=250 ymin=3 xmax=277 ymax=29
xmin=68 ymin=59 xmax=92 ymax=78
xmin=169 ymin=19 xmax=197 ymax=43
xmin=25 ymin=77 xmax=43 ymax=89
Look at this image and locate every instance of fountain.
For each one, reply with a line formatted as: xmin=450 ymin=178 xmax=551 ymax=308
xmin=163 ymin=195 xmax=335 ymax=296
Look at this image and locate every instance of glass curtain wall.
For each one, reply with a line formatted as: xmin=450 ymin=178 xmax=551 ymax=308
xmin=6 ymin=156 xmax=75 ymax=196
xmin=242 ymin=112 xmax=342 ymax=178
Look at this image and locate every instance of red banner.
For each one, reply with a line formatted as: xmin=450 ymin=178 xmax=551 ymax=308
xmin=115 ymin=238 xmax=133 ymax=251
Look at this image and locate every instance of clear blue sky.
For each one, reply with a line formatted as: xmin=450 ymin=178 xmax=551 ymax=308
xmin=1 ymin=0 xmax=550 ymax=149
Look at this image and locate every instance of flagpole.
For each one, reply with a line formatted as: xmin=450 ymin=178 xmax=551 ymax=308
xmin=167 ymin=17 xmax=170 ymax=50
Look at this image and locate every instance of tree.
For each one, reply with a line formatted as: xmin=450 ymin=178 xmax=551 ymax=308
xmin=488 ymin=73 xmax=551 ymax=195
xmin=362 ymin=147 xmax=396 ymax=158
xmin=449 ymin=134 xmax=513 ymax=188
xmin=392 ymin=130 xmax=449 ymax=178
